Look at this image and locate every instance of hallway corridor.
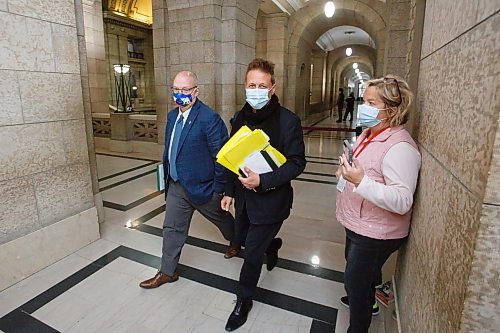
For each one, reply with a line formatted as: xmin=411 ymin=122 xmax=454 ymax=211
xmin=0 ymin=117 xmax=396 ymax=332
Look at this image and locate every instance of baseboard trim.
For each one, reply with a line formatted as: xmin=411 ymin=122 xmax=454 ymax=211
xmin=0 ymin=207 xmax=100 ymax=291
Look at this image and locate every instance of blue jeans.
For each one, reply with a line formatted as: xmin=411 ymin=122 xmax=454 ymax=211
xmin=344 ymin=228 xmax=406 ymax=333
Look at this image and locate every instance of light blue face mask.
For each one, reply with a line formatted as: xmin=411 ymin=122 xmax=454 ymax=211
xmin=357 ymin=104 xmax=386 ymax=128
xmin=245 ymin=88 xmax=270 ymax=110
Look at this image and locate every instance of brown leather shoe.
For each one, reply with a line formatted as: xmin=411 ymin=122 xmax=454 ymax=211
xmin=224 ymin=244 xmax=241 ymax=259
xmin=139 ymin=271 xmax=178 ymax=289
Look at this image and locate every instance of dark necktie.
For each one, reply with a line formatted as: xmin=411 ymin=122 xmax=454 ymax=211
xmin=169 ymin=116 xmax=184 ymax=181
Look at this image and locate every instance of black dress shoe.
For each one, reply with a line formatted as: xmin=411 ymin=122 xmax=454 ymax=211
xmin=266 ymin=238 xmax=283 ymax=271
xmin=225 ymin=299 xmax=253 ymax=331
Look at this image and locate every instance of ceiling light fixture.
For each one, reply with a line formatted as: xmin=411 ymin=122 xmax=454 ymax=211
xmin=324 ymin=1 xmax=335 ymax=18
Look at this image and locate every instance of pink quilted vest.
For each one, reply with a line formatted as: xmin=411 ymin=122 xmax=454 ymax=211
xmin=336 ymin=126 xmax=420 ymax=240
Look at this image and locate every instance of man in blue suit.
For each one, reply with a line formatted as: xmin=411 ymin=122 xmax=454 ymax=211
xmin=140 ymin=71 xmax=238 ymax=289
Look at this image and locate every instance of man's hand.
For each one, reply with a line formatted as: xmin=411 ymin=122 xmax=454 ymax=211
xmin=221 ymin=195 xmax=233 ymax=211
xmin=238 ymin=167 xmax=260 ymax=190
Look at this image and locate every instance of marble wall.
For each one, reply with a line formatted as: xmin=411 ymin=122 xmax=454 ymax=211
xmin=0 ymin=0 xmax=100 ymax=290
xmin=153 ymin=0 xmax=259 ymax=141
xmin=396 ymin=1 xmax=500 ymax=332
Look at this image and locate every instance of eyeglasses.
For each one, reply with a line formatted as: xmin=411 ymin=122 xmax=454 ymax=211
xmin=171 ymin=86 xmax=197 ymax=94
xmin=383 ymin=77 xmax=402 ymax=106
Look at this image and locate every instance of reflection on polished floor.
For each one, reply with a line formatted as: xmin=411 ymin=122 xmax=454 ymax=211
xmin=0 ymin=116 xmax=396 ymax=332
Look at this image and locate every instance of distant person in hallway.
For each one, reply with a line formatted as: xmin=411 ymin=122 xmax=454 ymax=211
xmin=139 ymin=71 xmax=239 ymax=289
xmin=335 ymin=75 xmax=421 ymax=333
xmin=336 ymin=88 xmax=345 ymax=123
xmin=221 ymin=58 xmax=306 ymax=331
xmin=344 ymin=92 xmax=355 ymax=122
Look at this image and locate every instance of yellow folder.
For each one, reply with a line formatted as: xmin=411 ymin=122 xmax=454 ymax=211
xmin=217 ymin=126 xmax=286 ymax=176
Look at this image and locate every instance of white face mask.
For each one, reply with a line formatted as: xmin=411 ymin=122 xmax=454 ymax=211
xmin=357 ymin=104 xmax=387 ymax=128
xmin=245 ymin=88 xmax=269 ymax=109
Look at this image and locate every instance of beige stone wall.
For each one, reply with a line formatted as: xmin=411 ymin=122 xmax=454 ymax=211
xmin=83 ymin=0 xmax=109 ymax=114
xmin=153 ymin=0 xmax=259 ymax=140
xmin=0 ymin=0 xmax=99 ymax=289
xmin=396 ymin=1 xmax=500 ymax=332
xmin=384 ymin=0 xmax=411 ymax=77
xmin=310 ymin=50 xmax=326 ymax=105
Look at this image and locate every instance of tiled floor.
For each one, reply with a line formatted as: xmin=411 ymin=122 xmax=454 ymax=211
xmin=0 ymin=115 xmax=398 ymax=332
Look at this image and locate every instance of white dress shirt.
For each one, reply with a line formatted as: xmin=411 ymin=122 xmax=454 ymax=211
xmin=168 ymin=108 xmax=191 ymax=161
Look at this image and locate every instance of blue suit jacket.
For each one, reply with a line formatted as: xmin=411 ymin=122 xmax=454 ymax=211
xmin=162 ymin=99 xmax=228 ymax=205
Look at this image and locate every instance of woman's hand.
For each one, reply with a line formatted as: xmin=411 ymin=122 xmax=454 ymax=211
xmin=221 ymin=196 xmax=233 ymax=211
xmin=340 ymin=152 xmax=365 ymax=187
xmin=335 ymin=163 xmax=342 ymax=179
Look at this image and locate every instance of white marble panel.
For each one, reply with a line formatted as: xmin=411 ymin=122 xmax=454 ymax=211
xmin=0 ymin=70 xmax=23 ymax=126
xmin=0 ymin=122 xmax=66 ymax=182
xmin=0 ymin=12 xmax=54 ymax=71
xmin=51 ymin=23 xmax=80 ymax=73
xmin=62 ymin=119 xmax=91 ymax=165
xmin=0 ymin=177 xmax=38 ymax=244
xmin=32 ymin=291 xmax=95 ymax=332
xmin=249 ymin=302 xmax=311 ymax=333
xmin=8 ymin=0 xmax=76 ymax=26
xmin=0 ymin=0 xmax=6 ymax=11
xmin=101 ymin=172 xmax=157 ymax=204
xmin=0 ymin=207 xmax=99 ymax=291
xmin=74 ymin=238 xmax=120 ymax=261
xmin=0 ymin=254 xmax=91 ymax=317
xmin=98 ymin=163 xmax=158 ymax=188
xmin=33 ymin=164 xmax=94 ymax=226
xmin=96 ymin=154 xmax=151 ymax=179
xmin=260 ymin=267 xmax=344 ymax=308
xmin=18 ymin=72 xmax=84 ymax=122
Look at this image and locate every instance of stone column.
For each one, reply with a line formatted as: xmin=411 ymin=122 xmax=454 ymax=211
xmin=263 ymin=13 xmax=288 ymax=103
xmin=0 ymin=0 xmax=99 ymax=290
xmin=383 ymin=0 xmax=411 ymax=77
xmin=82 ymin=0 xmax=109 ymax=114
xmin=152 ymin=0 xmax=169 ymax=154
xmin=219 ymin=0 xmax=259 ymax=125
xmin=310 ymin=50 xmax=326 ymax=105
xmin=77 ymin=0 xmax=105 ymax=222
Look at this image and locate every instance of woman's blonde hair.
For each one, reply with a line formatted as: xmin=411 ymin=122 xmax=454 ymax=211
xmin=365 ymin=75 xmax=414 ymax=127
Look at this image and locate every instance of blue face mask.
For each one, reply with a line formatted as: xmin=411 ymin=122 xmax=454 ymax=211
xmin=172 ymin=92 xmax=193 ymax=107
xmin=246 ymin=88 xmax=270 ymax=110
xmin=357 ymin=104 xmax=386 ymax=128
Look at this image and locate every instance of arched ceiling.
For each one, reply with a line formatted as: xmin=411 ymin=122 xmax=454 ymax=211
xmin=286 ymin=2 xmax=387 ymax=61
xmin=106 ymin=0 xmax=152 ymax=25
xmin=316 ymin=25 xmax=376 ymax=51
xmin=262 ymin=0 xmax=387 ymax=16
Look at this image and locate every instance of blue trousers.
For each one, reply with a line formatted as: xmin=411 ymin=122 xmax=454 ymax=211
xmin=344 ymin=228 xmax=406 ymax=333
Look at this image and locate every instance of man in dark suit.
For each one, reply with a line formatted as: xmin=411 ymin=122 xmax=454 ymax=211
xmin=139 ymin=71 xmax=239 ymax=289
xmin=336 ymin=87 xmax=345 ymax=123
xmin=221 ymin=59 xmax=306 ymax=331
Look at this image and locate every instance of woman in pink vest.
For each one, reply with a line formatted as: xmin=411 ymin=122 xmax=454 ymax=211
xmin=335 ymin=76 xmax=421 ymax=333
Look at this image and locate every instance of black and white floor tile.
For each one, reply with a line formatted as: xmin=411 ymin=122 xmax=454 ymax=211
xmin=0 ymin=116 xmax=397 ymax=333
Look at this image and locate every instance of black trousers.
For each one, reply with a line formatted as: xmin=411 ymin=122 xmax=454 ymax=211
xmin=236 ymin=205 xmax=283 ymax=300
xmin=343 ymin=108 xmax=354 ymax=121
xmin=344 ymin=228 xmax=405 ymax=333
xmin=337 ymin=105 xmax=344 ymax=121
